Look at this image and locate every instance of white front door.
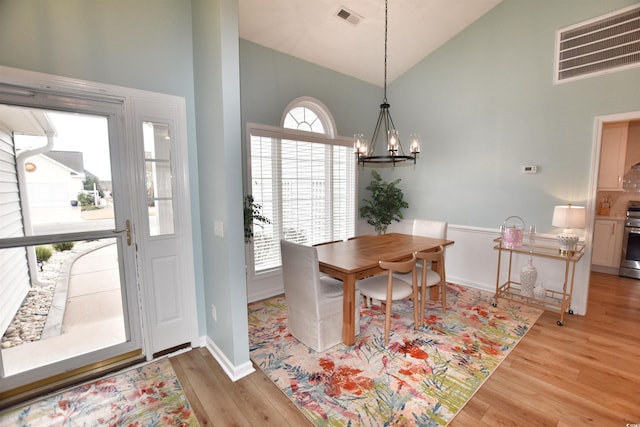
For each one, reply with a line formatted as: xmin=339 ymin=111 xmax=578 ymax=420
xmin=129 ymin=97 xmax=199 ymax=357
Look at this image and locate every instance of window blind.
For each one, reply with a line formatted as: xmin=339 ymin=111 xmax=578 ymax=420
xmin=249 ymin=128 xmax=356 ymax=273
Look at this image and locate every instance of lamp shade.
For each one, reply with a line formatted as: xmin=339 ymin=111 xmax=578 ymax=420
xmin=552 ymin=205 xmax=586 ymax=229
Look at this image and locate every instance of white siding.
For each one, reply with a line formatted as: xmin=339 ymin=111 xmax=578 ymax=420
xmin=0 ymin=128 xmax=29 ymax=335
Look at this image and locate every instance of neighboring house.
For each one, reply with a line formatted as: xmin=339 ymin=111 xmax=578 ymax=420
xmin=0 ymin=147 xmax=87 ymax=338
xmin=23 ymin=151 xmax=85 ymax=208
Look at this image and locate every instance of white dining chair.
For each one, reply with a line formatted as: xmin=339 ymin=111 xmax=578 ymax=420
xmin=413 ymin=218 xmax=448 ymax=240
xmin=280 ymin=240 xmax=360 ymax=352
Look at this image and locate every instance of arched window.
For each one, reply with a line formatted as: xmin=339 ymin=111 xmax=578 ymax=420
xmin=248 ymin=97 xmax=355 ymax=273
xmin=281 ymin=97 xmax=336 ymax=137
xmin=284 ymin=106 xmax=324 ymax=133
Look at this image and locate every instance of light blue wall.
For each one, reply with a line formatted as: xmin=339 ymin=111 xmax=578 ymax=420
xmin=192 ymin=0 xmax=249 ymax=365
xmin=387 ymin=0 xmax=640 ymax=232
xmin=240 ymin=0 xmax=640 ymax=235
xmin=239 ymin=39 xmax=379 ymax=145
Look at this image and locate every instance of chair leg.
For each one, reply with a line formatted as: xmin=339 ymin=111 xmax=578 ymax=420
xmin=412 ymin=282 xmax=419 ymax=328
xmin=441 ymin=282 xmax=447 ymax=313
xmin=420 ymin=284 xmax=427 ymax=324
xmin=384 ymin=299 xmax=392 ymax=346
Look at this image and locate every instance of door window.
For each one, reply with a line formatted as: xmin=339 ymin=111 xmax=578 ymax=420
xmin=143 ymin=121 xmax=175 ymax=236
xmin=0 ymin=100 xmax=139 ymax=392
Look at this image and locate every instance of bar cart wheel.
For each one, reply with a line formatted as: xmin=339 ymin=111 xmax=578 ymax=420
xmin=557 ymin=320 xmax=563 ymax=326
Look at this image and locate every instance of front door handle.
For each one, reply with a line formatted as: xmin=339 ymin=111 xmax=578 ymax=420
xmin=114 ymin=220 xmax=132 ymax=246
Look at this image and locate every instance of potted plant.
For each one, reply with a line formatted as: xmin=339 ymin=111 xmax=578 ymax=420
xmin=360 ymin=170 xmax=409 ymax=234
xmin=244 ymin=195 xmax=271 ymax=244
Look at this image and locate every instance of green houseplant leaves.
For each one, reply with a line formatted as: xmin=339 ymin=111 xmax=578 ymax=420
xmin=244 ymin=195 xmax=271 ymax=244
xmin=359 ymin=170 xmax=409 ymax=234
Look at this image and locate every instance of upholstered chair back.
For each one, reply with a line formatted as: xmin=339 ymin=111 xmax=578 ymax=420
xmin=280 ymin=240 xmax=359 ymax=352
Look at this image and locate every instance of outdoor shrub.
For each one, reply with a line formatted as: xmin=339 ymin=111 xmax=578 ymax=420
xmin=53 ymin=242 xmax=75 ymax=252
xmin=77 ymin=192 xmax=93 ymax=207
xmin=36 ymin=246 xmax=52 ymax=262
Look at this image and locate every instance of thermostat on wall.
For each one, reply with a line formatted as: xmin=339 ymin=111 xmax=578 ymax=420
xmin=521 ymin=165 xmax=538 ymax=174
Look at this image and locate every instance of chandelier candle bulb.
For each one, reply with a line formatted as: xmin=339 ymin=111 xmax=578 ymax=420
xmin=409 ymin=134 xmax=421 ymax=154
xmin=387 ymin=129 xmax=399 ymax=154
xmin=354 ymin=134 xmax=368 ymax=155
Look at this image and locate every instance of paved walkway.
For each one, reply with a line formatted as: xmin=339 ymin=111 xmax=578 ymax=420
xmin=2 ymin=244 xmax=125 ymax=376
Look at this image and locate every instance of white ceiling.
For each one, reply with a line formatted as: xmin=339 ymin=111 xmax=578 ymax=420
xmin=239 ymin=0 xmax=502 ymax=87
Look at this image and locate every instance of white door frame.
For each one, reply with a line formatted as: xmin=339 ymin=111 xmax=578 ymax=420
xmin=585 ymin=110 xmax=640 ymax=303
xmin=0 ymin=65 xmax=198 ymax=386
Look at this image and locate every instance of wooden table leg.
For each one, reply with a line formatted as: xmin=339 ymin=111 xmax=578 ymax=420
xmin=429 ymin=259 xmax=444 ymax=301
xmin=342 ymin=275 xmax=356 ymax=346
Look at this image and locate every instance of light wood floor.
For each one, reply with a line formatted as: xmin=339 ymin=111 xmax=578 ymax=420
xmin=171 ymin=272 xmax=640 ymax=426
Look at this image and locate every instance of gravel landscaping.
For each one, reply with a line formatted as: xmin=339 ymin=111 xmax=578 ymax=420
xmin=1 ymin=240 xmax=106 ymax=349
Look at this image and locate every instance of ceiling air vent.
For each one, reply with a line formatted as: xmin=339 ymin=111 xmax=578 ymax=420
xmin=555 ymin=4 xmax=640 ymax=83
xmin=336 ymin=7 xmax=361 ymax=25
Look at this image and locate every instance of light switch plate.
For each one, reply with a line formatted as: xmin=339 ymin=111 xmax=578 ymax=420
xmin=214 ymin=220 xmax=224 ymax=237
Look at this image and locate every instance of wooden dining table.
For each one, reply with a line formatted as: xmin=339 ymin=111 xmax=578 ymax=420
xmin=315 ymin=233 xmax=455 ymax=346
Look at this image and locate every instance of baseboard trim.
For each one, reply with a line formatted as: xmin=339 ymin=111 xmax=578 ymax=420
xmin=446 ymin=277 xmax=493 ymax=293
xmin=590 ymin=265 xmax=620 ymax=275
xmin=248 ymin=287 xmax=283 ymax=304
xmin=204 ymin=336 xmax=255 ymax=382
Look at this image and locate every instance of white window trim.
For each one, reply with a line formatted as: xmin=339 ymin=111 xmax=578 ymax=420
xmin=281 ymin=96 xmax=337 ymax=138
xmin=245 ymin=121 xmax=357 ymax=281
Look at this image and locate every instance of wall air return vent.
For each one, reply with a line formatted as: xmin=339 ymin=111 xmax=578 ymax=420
xmin=336 ymin=6 xmax=362 ymax=25
xmin=555 ymin=4 xmax=640 ymax=84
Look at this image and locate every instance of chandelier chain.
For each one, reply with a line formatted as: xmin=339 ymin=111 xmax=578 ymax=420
xmin=383 ymin=0 xmax=388 ymax=103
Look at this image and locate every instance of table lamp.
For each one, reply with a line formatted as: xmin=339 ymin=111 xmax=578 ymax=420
xmin=552 ymin=204 xmax=586 ymax=253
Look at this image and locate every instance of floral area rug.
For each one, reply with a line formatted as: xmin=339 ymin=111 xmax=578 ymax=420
xmin=0 ymin=357 xmax=199 ymax=426
xmin=248 ymin=283 xmax=542 ymax=426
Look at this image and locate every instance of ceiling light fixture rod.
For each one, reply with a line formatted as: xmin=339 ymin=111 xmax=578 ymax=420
xmin=355 ymin=0 xmax=420 ymax=166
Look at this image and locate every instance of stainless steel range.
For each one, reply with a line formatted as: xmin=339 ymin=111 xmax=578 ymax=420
xmin=619 ymin=201 xmax=640 ymax=279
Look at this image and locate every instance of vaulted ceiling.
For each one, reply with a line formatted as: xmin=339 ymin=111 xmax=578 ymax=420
xmin=239 ymin=0 xmax=502 ymax=87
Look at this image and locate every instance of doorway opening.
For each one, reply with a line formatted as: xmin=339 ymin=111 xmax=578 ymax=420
xmin=589 ymin=112 xmax=640 ymax=278
xmin=0 ymin=101 xmax=142 ymax=403
xmin=0 ymin=67 xmax=198 ymax=407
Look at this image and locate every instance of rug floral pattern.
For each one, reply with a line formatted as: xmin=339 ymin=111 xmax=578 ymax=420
xmin=0 ymin=358 xmax=199 ymax=427
xmin=248 ymin=283 xmax=542 ymax=426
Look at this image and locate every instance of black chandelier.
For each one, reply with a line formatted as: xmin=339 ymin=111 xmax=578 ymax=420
xmin=355 ymin=0 xmax=420 ymax=166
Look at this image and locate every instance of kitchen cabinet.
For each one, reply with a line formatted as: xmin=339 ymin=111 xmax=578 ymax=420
xmin=592 ymin=218 xmax=623 ymax=267
xmin=598 ymin=122 xmax=629 ymax=191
